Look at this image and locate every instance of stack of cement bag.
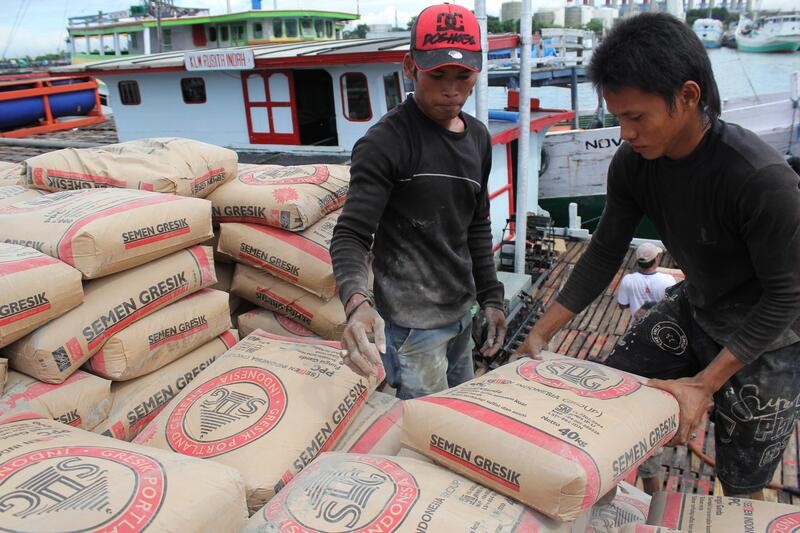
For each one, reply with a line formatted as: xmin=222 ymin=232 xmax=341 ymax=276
xmin=241 ymin=352 xmax=684 ymax=532
xmin=209 ymin=163 xmax=350 ymax=340
xmin=133 ymin=329 xmax=385 ymax=512
xmin=0 ymin=161 xmax=43 ymax=205
xmin=0 ymin=415 xmax=249 ymax=530
xmin=0 ymin=139 xmax=242 ymax=443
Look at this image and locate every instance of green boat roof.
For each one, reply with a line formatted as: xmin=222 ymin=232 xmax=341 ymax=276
xmin=68 ymin=10 xmax=359 ymax=36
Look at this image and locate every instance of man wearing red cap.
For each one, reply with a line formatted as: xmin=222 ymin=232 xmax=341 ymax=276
xmin=331 ymin=3 xmax=506 ymax=400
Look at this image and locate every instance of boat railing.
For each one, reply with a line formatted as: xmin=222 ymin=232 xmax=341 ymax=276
xmin=487 ymin=28 xmax=594 ymax=71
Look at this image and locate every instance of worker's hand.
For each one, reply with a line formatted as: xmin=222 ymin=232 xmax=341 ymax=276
xmin=480 ymin=306 xmax=507 ymax=358
xmin=646 ymin=376 xmax=714 ymax=445
xmin=511 ymin=330 xmax=549 ymax=362
xmin=341 ymin=302 xmax=385 ymax=378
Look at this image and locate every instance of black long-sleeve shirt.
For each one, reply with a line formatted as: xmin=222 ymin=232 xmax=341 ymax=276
xmin=331 ymin=95 xmax=504 ymax=329
xmin=558 ymin=119 xmax=800 ymax=364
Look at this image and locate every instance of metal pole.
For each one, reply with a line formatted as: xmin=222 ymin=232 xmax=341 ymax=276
xmin=154 ymin=1 xmax=163 ymax=54
xmin=571 ymin=66 xmax=579 ymax=128
xmin=514 ymin=0 xmax=533 ymax=275
xmin=474 ymin=0 xmax=489 ymax=126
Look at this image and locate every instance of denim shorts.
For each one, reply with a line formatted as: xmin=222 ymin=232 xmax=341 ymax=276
xmin=605 ymin=283 xmax=800 ymax=492
xmin=381 ymin=311 xmax=473 ymax=400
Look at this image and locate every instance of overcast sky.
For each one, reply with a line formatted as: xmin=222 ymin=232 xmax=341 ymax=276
xmin=1 ymin=0 xmax=796 ymax=57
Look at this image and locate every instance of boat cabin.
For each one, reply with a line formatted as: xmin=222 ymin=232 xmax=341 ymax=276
xmin=67 ymin=7 xmax=358 ymax=64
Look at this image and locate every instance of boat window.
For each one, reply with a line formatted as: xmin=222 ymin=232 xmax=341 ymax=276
xmin=181 ymin=77 xmax=206 ymax=104
xmin=301 ymin=18 xmax=314 ymax=37
xmin=235 ymin=25 xmax=245 ymax=41
xmin=314 ymin=20 xmax=325 ymax=37
xmin=341 ymin=73 xmax=372 ymax=121
xmin=118 ymin=81 xmax=141 ymax=105
xmin=221 ymin=25 xmax=229 ymax=42
xmin=163 ymin=28 xmax=172 ymax=51
xmin=129 ymin=33 xmax=139 ymax=48
xmin=273 ymin=19 xmax=283 ymax=39
xmin=383 ymin=72 xmax=402 ymax=111
xmin=285 ymin=19 xmax=298 ymax=38
xmin=208 ymin=26 xmax=217 ymax=42
xmin=326 ymin=20 xmax=333 ymax=38
xmin=253 ymin=22 xmax=263 ymax=39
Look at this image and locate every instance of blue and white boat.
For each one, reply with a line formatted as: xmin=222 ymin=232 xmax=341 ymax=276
xmin=692 ymin=18 xmax=724 ymax=48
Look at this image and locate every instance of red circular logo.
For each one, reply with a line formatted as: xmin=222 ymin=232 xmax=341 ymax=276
xmin=768 ymin=512 xmax=800 ymax=533
xmin=0 ymin=446 xmax=165 ymax=533
xmin=517 ymin=359 xmax=641 ymax=399
xmin=166 ymin=366 xmax=288 ymax=458
xmin=238 ymin=165 xmax=330 ymax=186
xmin=263 ymin=455 xmax=419 ymax=532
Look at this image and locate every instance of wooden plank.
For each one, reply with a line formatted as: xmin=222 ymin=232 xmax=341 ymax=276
xmin=566 ymin=331 xmax=588 ymax=358
xmin=587 ymin=333 xmax=607 ymax=361
xmin=576 ymin=333 xmax=597 ymax=360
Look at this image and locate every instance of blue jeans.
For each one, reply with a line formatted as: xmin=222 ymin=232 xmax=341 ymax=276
xmin=381 ymin=311 xmax=473 ymax=400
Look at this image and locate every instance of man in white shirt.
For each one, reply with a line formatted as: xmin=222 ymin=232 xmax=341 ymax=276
xmin=618 ymin=242 xmax=677 ymax=321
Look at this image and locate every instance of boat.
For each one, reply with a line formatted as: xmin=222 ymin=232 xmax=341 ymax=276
xmin=537 ymin=85 xmax=800 ymax=234
xmin=66 ymin=1 xmax=358 ymax=64
xmin=0 ymin=74 xmax=105 ymax=137
xmin=735 ymin=11 xmax=800 ymax=53
xmin=692 ymin=18 xmax=724 ymax=48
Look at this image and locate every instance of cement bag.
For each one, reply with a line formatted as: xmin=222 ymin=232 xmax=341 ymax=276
xmin=209 ymin=163 xmax=349 ymax=231
xmin=0 ymin=188 xmax=212 ymax=278
xmin=587 ymin=481 xmax=651 ymax=533
xmin=95 ymin=330 xmax=239 ymax=441
xmin=133 ymin=330 xmax=383 ymax=511
xmin=0 ymin=369 xmax=111 ymax=430
xmin=0 ymin=243 xmax=84 ymax=348
xmin=0 ymin=162 xmax=22 ymax=186
xmin=205 ymin=230 xmax=232 ymax=264
xmin=4 ymin=245 xmax=216 ymax=384
xmin=85 ymin=288 xmax=231 ymax=381
xmin=0 ymin=417 xmax=248 ymax=532
xmin=23 ymin=137 xmax=236 ymax=197
xmin=401 ymin=352 xmax=679 ymax=521
xmin=232 ymin=263 xmax=345 ymax=340
xmin=213 ymin=260 xmax=235 ymax=292
xmin=218 ymin=211 xmax=338 ymax=300
xmin=237 ymin=307 xmax=320 ymax=340
xmin=332 ymin=391 xmax=403 ymax=455
xmin=0 ymin=185 xmax=44 ymax=207
xmin=647 ymin=492 xmax=800 ymax=532
xmin=244 ymin=452 xmax=585 ymax=533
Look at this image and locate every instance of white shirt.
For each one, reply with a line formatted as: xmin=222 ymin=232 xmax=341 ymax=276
xmin=617 ymin=271 xmax=677 ymax=316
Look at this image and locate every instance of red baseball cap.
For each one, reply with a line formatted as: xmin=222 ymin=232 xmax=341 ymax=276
xmin=410 ymin=3 xmax=482 ymax=72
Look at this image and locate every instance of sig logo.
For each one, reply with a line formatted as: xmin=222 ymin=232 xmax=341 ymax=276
xmin=0 ymin=446 xmax=165 ymax=532
xmin=517 ymin=359 xmax=641 ymax=399
xmin=767 ymin=512 xmax=800 ymax=532
xmin=264 ymin=456 xmax=419 ymax=532
xmin=238 ymin=165 xmax=330 ymax=186
xmin=166 ymin=367 xmax=288 ymax=458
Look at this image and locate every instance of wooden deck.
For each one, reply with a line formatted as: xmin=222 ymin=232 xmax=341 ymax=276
xmin=540 ymin=239 xmax=799 ymax=504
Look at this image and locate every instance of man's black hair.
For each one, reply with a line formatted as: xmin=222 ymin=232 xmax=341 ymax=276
xmin=637 ymin=258 xmax=656 ymax=270
xmin=587 ymin=12 xmax=721 ymax=123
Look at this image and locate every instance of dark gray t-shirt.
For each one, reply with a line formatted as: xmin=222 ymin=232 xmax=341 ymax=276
xmin=331 ymin=95 xmax=504 ymax=329
xmin=558 ymin=119 xmax=800 ymax=363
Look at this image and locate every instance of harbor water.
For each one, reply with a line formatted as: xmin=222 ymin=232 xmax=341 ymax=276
xmin=489 ymin=47 xmax=800 ymax=110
